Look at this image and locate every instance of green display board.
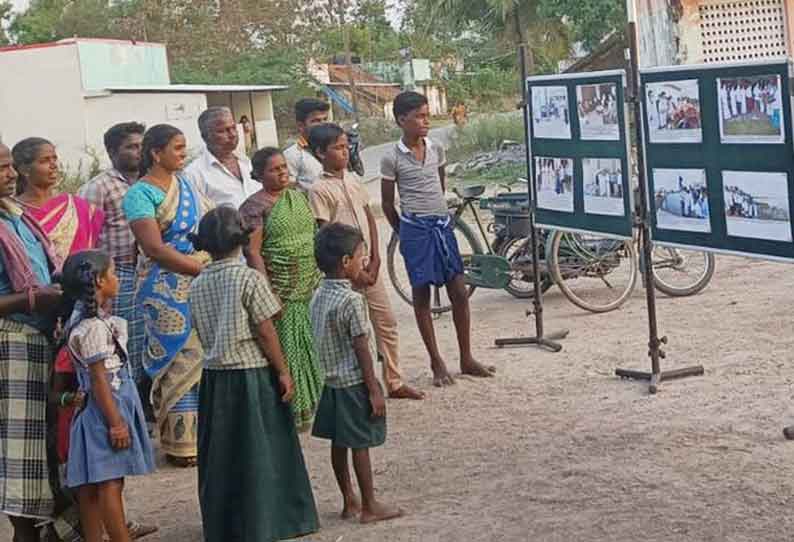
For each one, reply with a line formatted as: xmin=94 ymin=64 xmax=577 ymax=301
xmin=641 ymin=60 xmax=794 ymax=261
xmin=526 ymin=70 xmax=633 ymax=239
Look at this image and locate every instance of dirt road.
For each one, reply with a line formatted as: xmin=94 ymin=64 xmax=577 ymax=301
xmin=5 ymin=246 xmax=794 ymax=541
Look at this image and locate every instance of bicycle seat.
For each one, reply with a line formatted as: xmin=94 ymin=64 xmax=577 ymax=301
xmin=457 ymin=185 xmax=486 ymax=199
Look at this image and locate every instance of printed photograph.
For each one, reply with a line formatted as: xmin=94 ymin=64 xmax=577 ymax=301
xmin=583 ymin=158 xmax=624 ymax=216
xmin=652 ymin=168 xmax=711 ymax=233
xmin=723 ymin=170 xmax=792 ymax=242
xmin=645 ymin=79 xmax=702 ymax=143
xmin=531 ymin=85 xmax=572 ymax=139
xmin=576 ymin=83 xmax=620 ymax=140
xmin=717 ymin=75 xmax=784 ymax=144
xmin=534 ymin=157 xmax=574 ymax=213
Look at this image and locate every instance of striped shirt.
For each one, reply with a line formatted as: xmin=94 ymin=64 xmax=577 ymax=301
xmin=78 ymin=168 xmax=137 ymax=266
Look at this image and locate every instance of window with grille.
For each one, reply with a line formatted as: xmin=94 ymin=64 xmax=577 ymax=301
xmin=699 ymin=0 xmax=788 ymax=63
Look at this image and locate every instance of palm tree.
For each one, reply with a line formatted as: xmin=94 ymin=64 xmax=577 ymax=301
xmin=432 ymin=0 xmax=569 ymax=73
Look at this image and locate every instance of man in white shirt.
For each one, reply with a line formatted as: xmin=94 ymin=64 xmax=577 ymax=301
xmin=183 ymin=106 xmax=259 ymax=208
xmin=283 ymin=98 xmax=329 ymax=190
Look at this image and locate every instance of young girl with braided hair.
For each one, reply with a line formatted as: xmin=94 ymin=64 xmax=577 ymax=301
xmin=60 ymin=250 xmax=155 ymax=542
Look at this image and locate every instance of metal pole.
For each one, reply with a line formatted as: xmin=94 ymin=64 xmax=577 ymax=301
xmin=494 ymin=43 xmax=569 ymax=352
xmin=615 ymin=20 xmax=704 ymax=393
xmin=344 ymin=24 xmax=360 ymax=123
xmin=519 ymin=44 xmax=545 ymax=341
xmin=626 ymin=22 xmax=662 ymax=380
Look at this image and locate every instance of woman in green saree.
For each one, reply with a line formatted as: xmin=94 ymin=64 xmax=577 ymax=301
xmin=240 ymin=147 xmax=323 ymax=432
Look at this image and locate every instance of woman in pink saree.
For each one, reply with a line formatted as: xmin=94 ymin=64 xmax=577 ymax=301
xmin=12 ymin=138 xmax=104 ymax=261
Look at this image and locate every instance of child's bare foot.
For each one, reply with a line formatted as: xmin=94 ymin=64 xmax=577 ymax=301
xmin=388 ymin=385 xmax=425 ymax=400
xmin=460 ymin=358 xmax=496 ymax=378
xmin=431 ymin=360 xmax=455 ymax=387
xmin=341 ymin=496 xmax=362 ymax=520
xmin=360 ymin=500 xmax=404 ymax=524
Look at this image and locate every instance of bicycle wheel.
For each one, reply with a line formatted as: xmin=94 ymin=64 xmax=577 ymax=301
xmin=548 ymin=230 xmax=638 ymax=313
xmin=387 ymin=217 xmax=483 ymax=314
xmin=497 ymin=236 xmax=554 ymax=299
xmin=651 ymin=246 xmax=715 ymax=297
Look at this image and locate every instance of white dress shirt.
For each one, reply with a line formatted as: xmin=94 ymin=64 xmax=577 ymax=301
xmin=183 ymin=147 xmax=259 ymax=209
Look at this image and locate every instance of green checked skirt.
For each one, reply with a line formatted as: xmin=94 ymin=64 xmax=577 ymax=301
xmin=198 ymin=366 xmax=319 ymax=542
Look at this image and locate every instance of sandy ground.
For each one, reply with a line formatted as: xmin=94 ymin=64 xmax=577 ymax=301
xmin=5 ymin=235 xmax=794 ymax=542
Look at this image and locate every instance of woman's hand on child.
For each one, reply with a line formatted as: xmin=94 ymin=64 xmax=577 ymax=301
xmin=109 ymin=423 xmax=131 ymax=450
xmin=278 ymin=371 xmax=295 ymax=403
xmin=369 ymin=387 xmax=386 ymax=419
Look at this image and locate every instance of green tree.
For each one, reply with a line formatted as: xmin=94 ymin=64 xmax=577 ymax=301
xmin=0 ymin=1 xmax=12 ymax=45
xmin=538 ymin=0 xmax=626 ymax=51
xmin=431 ymin=0 xmax=570 ymax=73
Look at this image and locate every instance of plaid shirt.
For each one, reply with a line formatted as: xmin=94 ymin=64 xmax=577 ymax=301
xmin=78 ymin=168 xmax=137 ymax=266
xmin=189 ymin=258 xmax=281 ymax=370
xmin=310 ymin=279 xmax=376 ymax=388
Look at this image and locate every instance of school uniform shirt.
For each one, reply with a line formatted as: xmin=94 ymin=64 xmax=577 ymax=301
xmin=188 ymin=258 xmax=281 ymax=370
xmin=183 ymin=147 xmax=258 ymax=209
xmin=309 ymin=279 xmax=377 ymax=389
xmin=380 ymin=137 xmax=448 ymax=218
xmin=283 ymin=140 xmax=325 ymax=190
xmin=309 ymin=171 xmax=372 ymax=250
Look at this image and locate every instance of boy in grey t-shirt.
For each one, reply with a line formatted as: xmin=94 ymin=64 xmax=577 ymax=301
xmin=380 ymin=91 xmax=496 ymax=387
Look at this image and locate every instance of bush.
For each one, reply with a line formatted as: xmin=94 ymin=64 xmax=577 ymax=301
xmin=444 ymin=67 xmax=520 ymax=113
xmin=58 ymin=147 xmax=103 ymax=195
xmin=356 ymin=117 xmax=403 ymax=147
xmin=446 ymin=113 xmax=525 ymax=163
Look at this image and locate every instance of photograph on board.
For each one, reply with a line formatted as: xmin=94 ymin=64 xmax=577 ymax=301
xmin=717 ymin=75 xmax=784 ymax=144
xmin=652 ymin=168 xmax=711 ymax=233
xmin=583 ymin=158 xmax=624 ymax=216
xmin=723 ymin=170 xmax=792 ymax=242
xmin=645 ymin=79 xmax=702 ymax=143
xmin=534 ymin=157 xmax=574 ymax=212
xmin=576 ymin=83 xmax=620 ymax=140
xmin=531 ymin=85 xmax=571 ymax=139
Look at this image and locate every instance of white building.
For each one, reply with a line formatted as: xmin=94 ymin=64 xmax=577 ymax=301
xmin=0 ymin=38 xmax=286 ymax=173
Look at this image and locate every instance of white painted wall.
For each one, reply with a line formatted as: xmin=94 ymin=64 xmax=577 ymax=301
xmin=0 ymin=44 xmax=87 ymax=171
xmin=83 ymin=92 xmax=207 ymax=168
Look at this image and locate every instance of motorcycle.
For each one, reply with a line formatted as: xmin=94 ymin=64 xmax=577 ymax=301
xmin=346 ymin=122 xmax=365 ymax=177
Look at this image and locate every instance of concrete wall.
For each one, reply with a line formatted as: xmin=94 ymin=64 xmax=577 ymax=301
xmin=634 ymin=0 xmax=794 ymax=68
xmin=77 ymin=41 xmax=170 ymax=91
xmin=83 ymin=92 xmax=207 ymax=168
xmin=0 ymin=44 xmax=87 ymax=171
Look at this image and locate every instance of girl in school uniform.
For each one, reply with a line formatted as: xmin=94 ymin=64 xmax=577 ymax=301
xmin=60 ymin=249 xmax=155 ymax=542
xmin=187 ymin=206 xmax=319 ymax=542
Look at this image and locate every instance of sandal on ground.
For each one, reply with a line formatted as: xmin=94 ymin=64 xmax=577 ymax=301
xmin=166 ymin=454 xmax=198 ymax=468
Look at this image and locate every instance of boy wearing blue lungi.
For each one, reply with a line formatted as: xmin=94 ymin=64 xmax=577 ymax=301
xmin=380 ymin=91 xmax=496 ymax=387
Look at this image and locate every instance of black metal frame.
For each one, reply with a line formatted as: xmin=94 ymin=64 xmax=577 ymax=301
xmin=495 ymin=44 xmax=570 ymax=353
xmin=614 ymin=22 xmax=705 ymax=393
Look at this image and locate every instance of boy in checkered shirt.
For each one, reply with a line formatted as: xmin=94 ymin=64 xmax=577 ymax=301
xmin=310 ymin=223 xmax=404 ymax=524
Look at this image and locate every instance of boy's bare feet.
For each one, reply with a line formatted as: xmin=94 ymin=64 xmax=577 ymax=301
xmin=341 ymin=495 xmax=362 ymax=520
xmin=360 ymin=500 xmax=404 ymax=524
xmin=460 ymin=358 xmax=496 ymax=378
xmin=431 ymin=359 xmax=455 ymax=387
xmin=388 ymin=385 xmax=425 ymax=400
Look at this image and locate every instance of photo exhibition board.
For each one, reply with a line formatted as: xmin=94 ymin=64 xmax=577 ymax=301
xmin=640 ymin=59 xmax=794 ymax=261
xmin=526 ymin=70 xmax=633 ymax=239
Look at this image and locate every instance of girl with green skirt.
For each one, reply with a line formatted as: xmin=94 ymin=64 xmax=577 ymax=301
xmin=241 ymin=147 xmax=324 ymax=431
xmin=188 ymin=206 xmax=319 ymax=542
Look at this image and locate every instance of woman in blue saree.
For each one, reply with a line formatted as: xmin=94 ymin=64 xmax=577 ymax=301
xmin=123 ymin=125 xmax=212 ymax=467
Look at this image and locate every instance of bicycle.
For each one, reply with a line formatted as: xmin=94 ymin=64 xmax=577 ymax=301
xmin=387 ymin=183 xmax=715 ymax=314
